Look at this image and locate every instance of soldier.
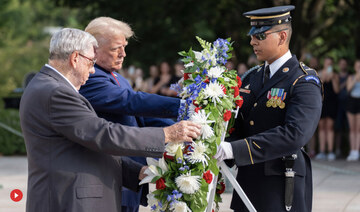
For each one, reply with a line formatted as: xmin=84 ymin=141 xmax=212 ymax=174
xmin=215 ymin=5 xmax=322 ymax=212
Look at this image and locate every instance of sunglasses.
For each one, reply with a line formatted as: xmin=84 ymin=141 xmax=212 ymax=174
xmin=251 ymin=28 xmax=288 ymax=41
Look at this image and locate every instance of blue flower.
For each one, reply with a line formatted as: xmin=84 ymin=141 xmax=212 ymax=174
xmin=194 ymin=75 xmax=202 ymax=84
xmin=151 ymin=204 xmax=157 ymax=210
xmin=177 ymin=158 xmax=183 ymax=164
xmin=179 ymin=167 xmax=185 ymax=171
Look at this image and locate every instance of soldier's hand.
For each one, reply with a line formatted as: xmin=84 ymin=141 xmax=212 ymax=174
xmin=163 ymin=120 xmax=201 ymax=143
xmin=214 ymin=142 xmax=234 ymax=164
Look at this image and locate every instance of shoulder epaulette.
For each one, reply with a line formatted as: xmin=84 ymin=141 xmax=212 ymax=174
xmin=290 ymin=62 xmax=323 ymax=99
xmin=241 ymin=64 xmax=262 ymax=81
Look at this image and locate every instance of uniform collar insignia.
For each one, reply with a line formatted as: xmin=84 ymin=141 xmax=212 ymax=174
xmin=282 ymin=67 xmax=289 ymax=73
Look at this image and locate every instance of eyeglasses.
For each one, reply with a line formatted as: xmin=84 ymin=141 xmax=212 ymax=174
xmin=79 ymin=53 xmax=96 ymax=66
xmin=251 ymin=28 xmax=288 ymax=41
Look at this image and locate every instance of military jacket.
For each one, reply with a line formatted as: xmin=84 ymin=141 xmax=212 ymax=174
xmin=228 ymin=55 xmax=322 ymax=212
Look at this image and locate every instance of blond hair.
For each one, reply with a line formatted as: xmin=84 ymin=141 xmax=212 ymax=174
xmin=85 ymin=17 xmax=134 ymax=40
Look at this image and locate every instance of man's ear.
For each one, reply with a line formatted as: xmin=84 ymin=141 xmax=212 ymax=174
xmin=69 ymin=51 xmax=79 ymax=68
xmin=278 ymin=31 xmax=287 ymax=46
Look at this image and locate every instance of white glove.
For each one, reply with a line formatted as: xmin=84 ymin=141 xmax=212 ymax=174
xmin=214 ymin=142 xmax=234 ymax=163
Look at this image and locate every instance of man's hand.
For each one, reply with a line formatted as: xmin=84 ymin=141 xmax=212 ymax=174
xmin=163 ymin=120 xmax=201 ymax=143
xmin=139 ymin=166 xmax=148 ymax=180
xmin=214 ymin=142 xmax=234 ymax=163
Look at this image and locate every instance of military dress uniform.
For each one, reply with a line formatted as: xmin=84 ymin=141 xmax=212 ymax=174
xmin=226 ymin=5 xmax=323 ymax=212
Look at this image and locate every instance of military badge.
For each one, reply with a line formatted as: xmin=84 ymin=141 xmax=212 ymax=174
xmin=266 ymin=88 xmax=287 ymax=109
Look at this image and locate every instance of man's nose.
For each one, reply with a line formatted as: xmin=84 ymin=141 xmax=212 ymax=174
xmin=118 ymin=47 xmax=126 ymax=58
xmin=250 ymin=36 xmax=257 ymax=46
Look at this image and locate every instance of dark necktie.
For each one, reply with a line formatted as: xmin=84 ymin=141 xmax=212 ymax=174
xmin=263 ymin=65 xmax=270 ymax=85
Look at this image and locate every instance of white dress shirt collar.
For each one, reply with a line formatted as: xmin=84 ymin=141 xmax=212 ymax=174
xmin=45 ymin=64 xmax=78 ymax=92
xmin=265 ymin=50 xmax=292 ymax=78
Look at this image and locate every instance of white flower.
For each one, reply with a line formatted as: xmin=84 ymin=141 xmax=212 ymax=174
xmin=203 ymin=81 xmax=226 ymax=106
xmin=165 ymin=143 xmax=184 ymax=156
xmin=208 ymin=66 xmax=224 ymax=78
xmin=187 ymin=103 xmax=196 ymax=117
xmin=185 ymin=141 xmax=209 ymax=167
xmin=184 ymin=62 xmax=194 ymax=68
xmin=139 ymin=157 xmax=168 ymax=185
xmin=193 ymin=51 xmax=203 ymax=62
xmin=170 ymin=201 xmax=192 ymax=212
xmin=189 ymin=110 xmax=215 ymax=139
xmin=175 ymin=172 xmax=201 ymax=194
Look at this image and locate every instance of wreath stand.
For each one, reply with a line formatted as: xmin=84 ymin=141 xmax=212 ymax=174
xmin=206 ymin=107 xmax=257 ymax=212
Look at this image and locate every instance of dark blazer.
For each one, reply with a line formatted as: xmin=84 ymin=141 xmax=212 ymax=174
xmin=228 ymin=56 xmax=322 ymax=212
xmin=20 ymin=65 xmax=166 ymax=212
xmin=79 ymin=65 xmax=179 ymax=207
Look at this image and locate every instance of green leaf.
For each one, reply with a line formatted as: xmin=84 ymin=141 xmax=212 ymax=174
xmin=208 ymin=158 xmax=219 ymax=175
xmin=151 ymin=175 xmax=161 ymax=183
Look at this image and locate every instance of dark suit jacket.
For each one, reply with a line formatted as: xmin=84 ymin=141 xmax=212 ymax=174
xmin=20 ymin=65 xmax=166 ymax=212
xmin=228 ymin=56 xmax=322 ymax=212
xmin=79 ymin=65 xmax=179 ymax=206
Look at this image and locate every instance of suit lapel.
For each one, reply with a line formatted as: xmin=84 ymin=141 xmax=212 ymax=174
xmin=255 ymin=56 xmax=298 ymax=101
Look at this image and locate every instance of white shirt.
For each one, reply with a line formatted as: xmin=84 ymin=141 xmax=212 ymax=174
xmin=265 ymin=50 xmax=292 ymax=78
xmin=45 ymin=64 xmax=78 ymax=92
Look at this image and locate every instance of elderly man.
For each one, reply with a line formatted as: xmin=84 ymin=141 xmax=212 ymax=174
xmin=215 ymin=5 xmax=322 ymax=212
xmin=79 ymin=17 xmax=182 ymax=212
xmin=20 ymin=28 xmax=200 ymax=212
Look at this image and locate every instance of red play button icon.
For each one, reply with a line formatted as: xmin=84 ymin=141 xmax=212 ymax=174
xmin=10 ymin=189 xmax=23 ymax=202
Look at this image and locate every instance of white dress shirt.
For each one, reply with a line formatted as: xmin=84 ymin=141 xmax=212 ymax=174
xmin=45 ymin=64 xmax=78 ymax=92
xmin=265 ymin=50 xmax=292 ymax=78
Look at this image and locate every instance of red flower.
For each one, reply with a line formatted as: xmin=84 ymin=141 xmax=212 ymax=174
xmin=229 ymin=127 xmax=235 ymax=134
xmin=217 ymin=182 xmax=226 ymax=194
xmin=163 ymin=152 xmax=174 ymax=160
xmin=223 ymin=110 xmax=232 ymax=121
xmin=204 ymin=77 xmax=210 ymax=83
xmin=237 ymin=76 xmax=242 ymax=88
xmin=222 ymin=85 xmax=227 ymax=94
xmin=156 ymin=177 xmax=166 ymax=190
xmin=232 ymin=86 xmax=239 ymax=98
xmin=235 ymin=97 xmax=244 ymax=108
xmin=195 ymin=107 xmax=201 ymax=113
xmin=203 ymin=170 xmax=213 ymax=184
xmin=184 ymin=73 xmax=191 ymax=80
xmin=193 ymin=100 xmax=199 ymax=107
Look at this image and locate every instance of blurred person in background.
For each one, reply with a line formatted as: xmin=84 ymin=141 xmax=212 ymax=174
xmin=152 ymin=61 xmax=178 ymax=96
xmin=79 ymin=17 xmax=188 ymax=212
xmin=346 ymin=59 xmax=360 ymax=161
xmin=144 ymin=64 xmax=159 ymax=93
xmin=316 ymin=57 xmax=339 ymax=161
xmin=237 ymin=62 xmax=248 ymax=77
xmin=334 ymin=58 xmax=350 ymax=157
xmin=225 ymin=60 xmax=235 ymax=70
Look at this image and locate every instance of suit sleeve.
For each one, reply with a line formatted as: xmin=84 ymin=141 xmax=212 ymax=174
xmin=231 ymin=78 xmax=322 ymax=166
xmin=49 ymin=86 xmax=165 ymax=158
xmin=121 ymin=156 xmax=143 ymax=191
xmin=80 ymin=74 xmax=180 ymax=118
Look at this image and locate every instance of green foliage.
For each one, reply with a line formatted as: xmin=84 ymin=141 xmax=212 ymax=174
xmin=0 ymin=0 xmax=82 ymax=98
xmin=0 ymin=109 xmax=25 ymax=155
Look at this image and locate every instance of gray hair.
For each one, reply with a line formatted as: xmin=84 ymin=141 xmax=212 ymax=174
xmin=49 ymin=28 xmax=98 ymax=60
xmin=85 ymin=17 xmax=134 ymax=40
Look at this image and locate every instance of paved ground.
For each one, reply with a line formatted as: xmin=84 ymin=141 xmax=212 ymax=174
xmin=1 ymin=156 xmax=360 ymax=212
